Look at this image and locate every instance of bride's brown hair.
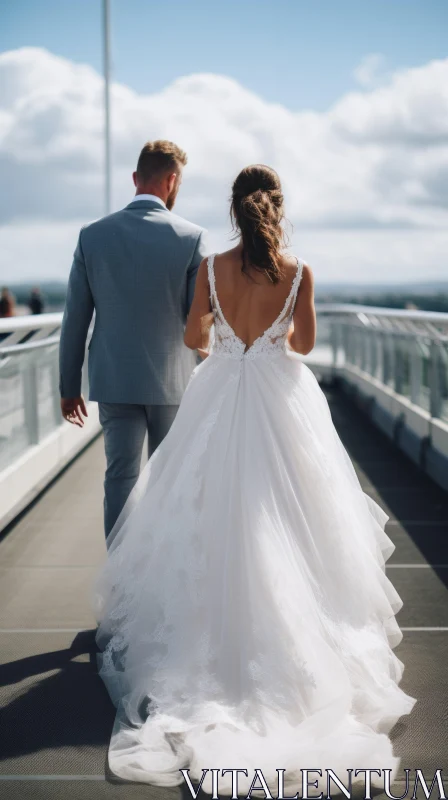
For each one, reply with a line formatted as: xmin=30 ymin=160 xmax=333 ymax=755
xmin=231 ymin=164 xmax=287 ymax=285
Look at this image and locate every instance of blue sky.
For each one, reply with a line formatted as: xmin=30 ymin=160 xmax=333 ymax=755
xmin=0 ymin=0 xmax=447 ymax=283
xmin=1 ymin=0 xmax=447 ymax=110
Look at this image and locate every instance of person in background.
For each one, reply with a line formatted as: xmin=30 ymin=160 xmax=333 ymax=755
xmin=28 ymin=287 xmax=44 ymax=315
xmin=0 ymin=287 xmax=15 ymax=318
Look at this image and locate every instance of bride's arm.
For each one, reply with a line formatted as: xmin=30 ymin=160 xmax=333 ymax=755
xmin=287 ymin=264 xmax=316 ymax=355
xmin=184 ymin=258 xmax=213 ymax=355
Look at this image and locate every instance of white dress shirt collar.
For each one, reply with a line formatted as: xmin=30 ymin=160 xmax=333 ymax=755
xmin=129 ymin=193 xmax=166 ymax=208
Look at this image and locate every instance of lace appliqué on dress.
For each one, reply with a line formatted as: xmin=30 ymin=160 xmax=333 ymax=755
xmin=207 ymin=254 xmax=304 ymax=361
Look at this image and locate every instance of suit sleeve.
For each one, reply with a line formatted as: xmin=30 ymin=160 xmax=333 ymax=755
xmin=59 ymin=229 xmax=94 ymax=398
xmin=186 ymin=229 xmax=209 ymax=316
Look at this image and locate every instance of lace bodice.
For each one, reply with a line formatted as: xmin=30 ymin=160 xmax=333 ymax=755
xmin=207 ymin=253 xmax=304 ymax=360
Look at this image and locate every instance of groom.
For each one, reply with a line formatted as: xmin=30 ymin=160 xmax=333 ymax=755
xmin=59 ymin=140 xmax=208 ymax=540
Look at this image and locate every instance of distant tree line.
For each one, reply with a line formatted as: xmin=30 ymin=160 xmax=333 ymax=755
xmin=319 ymin=293 xmax=448 ymax=313
xmin=5 ymin=283 xmax=448 ymax=315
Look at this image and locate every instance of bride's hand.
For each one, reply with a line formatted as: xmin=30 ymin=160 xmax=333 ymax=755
xmin=197 ymin=348 xmax=209 ymax=360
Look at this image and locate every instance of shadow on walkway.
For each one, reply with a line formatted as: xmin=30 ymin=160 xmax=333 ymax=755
xmin=0 ymin=630 xmax=114 ymax=762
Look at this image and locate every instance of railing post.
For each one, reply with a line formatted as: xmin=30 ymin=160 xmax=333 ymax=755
xmin=394 ymin=336 xmax=404 ymax=395
xmin=429 ymin=340 xmax=442 ymax=419
xmin=51 ymin=350 xmax=62 ymax=426
xmin=354 ymin=328 xmax=361 ymax=367
xmin=23 ymin=358 xmax=39 ymax=445
xmin=344 ymin=326 xmax=350 ymax=365
xmin=371 ymin=332 xmax=378 ymax=378
xmin=379 ymin=335 xmax=383 ymax=379
xmin=352 ymin=327 xmax=358 ymax=366
xmin=360 ymin=330 xmax=367 ymax=372
xmin=345 ymin=326 xmax=351 ymax=364
xmin=410 ymin=339 xmax=422 ymax=406
xmin=388 ymin=335 xmax=396 ymax=389
xmin=382 ymin=334 xmax=389 ymax=385
xmin=331 ymin=322 xmax=338 ymax=373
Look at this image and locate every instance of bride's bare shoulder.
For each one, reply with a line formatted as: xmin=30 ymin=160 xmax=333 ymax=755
xmin=279 ymin=253 xmax=302 ymax=280
xmin=281 ymin=254 xmax=313 ymax=280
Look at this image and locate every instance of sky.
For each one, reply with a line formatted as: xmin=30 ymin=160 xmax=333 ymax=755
xmin=0 ymin=0 xmax=447 ymax=284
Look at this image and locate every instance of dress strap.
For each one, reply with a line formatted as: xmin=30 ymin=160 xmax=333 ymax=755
xmin=291 ymin=257 xmax=306 ymax=308
xmin=208 ymin=253 xmax=229 ymax=328
xmin=279 ymin=256 xmax=305 ymax=322
xmin=207 ymin=253 xmax=216 ymax=294
xmin=207 ymin=253 xmax=219 ymax=312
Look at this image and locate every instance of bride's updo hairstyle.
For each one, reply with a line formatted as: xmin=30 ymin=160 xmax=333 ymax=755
xmin=231 ymin=164 xmax=286 ymax=284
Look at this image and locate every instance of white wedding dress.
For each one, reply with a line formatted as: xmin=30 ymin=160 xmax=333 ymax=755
xmin=93 ymin=254 xmax=416 ymax=794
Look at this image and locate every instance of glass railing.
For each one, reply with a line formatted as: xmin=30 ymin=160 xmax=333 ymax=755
xmin=0 ymin=314 xmax=90 ymax=472
xmin=2 ymin=305 xmax=448 ymax=476
xmin=314 ymin=304 xmax=448 ymax=423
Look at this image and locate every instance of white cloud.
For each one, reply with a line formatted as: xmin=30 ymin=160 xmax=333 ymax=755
xmin=353 ymin=53 xmax=389 ymax=89
xmin=0 ymin=218 xmax=84 ymax=282
xmin=0 ymin=46 xmax=447 ymax=283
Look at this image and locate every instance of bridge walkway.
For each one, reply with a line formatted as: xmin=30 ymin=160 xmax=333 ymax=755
xmin=0 ymin=386 xmax=447 ymax=799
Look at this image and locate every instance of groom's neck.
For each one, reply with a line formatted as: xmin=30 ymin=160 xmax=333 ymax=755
xmin=135 ymin=189 xmax=165 ymax=202
xmin=135 ymin=186 xmax=165 ymax=203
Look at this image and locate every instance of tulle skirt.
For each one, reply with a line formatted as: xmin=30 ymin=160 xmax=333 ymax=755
xmin=93 ymin=349 xmax=416 ymax=794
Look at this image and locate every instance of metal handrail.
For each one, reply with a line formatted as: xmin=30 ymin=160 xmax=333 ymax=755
xmin=1 ymin=305 xmax=446 ymax=336
xmin=314 ymin=303 xmax=448 ymax=322
xmin=0 ymin=313 xmax=63 ymax=354
xmin=0 ymin=335 xmax=61 ymax=356
xmin=0 ymin=305 xmax=446 ymax=477
xmin=315 ymin=306 xmax=448 ymax=423
xmin=0 ymin=313 xmax=63 ymax=332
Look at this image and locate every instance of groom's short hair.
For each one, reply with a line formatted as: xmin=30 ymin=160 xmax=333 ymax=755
xmin=136 ymin=140 xmax=187 ymax=181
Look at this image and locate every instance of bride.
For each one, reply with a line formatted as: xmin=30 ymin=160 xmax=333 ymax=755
xmin=93 ymin=164 xmax=416 ymax=795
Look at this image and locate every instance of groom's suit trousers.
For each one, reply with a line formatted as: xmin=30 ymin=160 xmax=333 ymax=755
xmin=99 ymin=403 xmax=178 ymax=540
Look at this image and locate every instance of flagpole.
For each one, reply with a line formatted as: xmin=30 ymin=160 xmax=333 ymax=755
xmin=103 ymin=0 xmax=112 ymax=214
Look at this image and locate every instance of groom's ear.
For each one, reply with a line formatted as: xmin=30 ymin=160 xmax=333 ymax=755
xmin=132 ymin=171 xmax=138 ymax=188
xmin=167 ymin=172 xmax=178 ymax=192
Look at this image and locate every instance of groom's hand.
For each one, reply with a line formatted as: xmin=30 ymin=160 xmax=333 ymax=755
xmin=61 ymin=395 xmax=88 ymax=427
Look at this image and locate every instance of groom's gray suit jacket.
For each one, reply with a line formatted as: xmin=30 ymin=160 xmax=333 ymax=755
xmin=59 ymin=199 xmax=208 ymax=405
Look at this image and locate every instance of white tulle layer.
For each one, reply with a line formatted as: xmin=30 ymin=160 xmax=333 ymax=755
xmin=93 ymin=351 xmax=416 ymax=792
